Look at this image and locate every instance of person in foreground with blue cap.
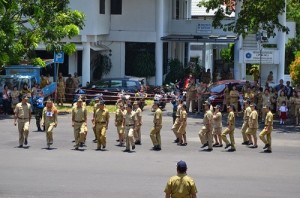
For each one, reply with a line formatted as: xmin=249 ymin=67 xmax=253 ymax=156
xmin=164 ymin=160 xmax=197 ymax=198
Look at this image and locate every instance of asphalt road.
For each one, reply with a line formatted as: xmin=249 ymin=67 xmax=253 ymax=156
xmin=0 ymin=104 xmax=300 ymax=198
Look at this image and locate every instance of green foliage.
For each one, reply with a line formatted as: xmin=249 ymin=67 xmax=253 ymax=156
xmin=199 ymin=0 xmax=289 ymax=37
xmin=131 ymin=52 xmax=156 ymax=77
xmin=91 ymin=52 xmax=112 ymax=81
xmin=220 ymin=43 xmax=234 ymax=62
xmin=0 ymin=0 xmax=85 ymax=66
xmin=164 ymin=59 xmax=185 ymax=84
xmin=29 ymin=57 xmax=46 ymax=67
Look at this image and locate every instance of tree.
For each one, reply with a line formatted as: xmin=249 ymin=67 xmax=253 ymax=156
xmin=0 ymin=0 xmax=85 ymax=67
xmin=290 ymin=52 xmax=300 ymax=84
xmin=198 ymin=0 xmax=289 ymax=37
xmin=91 ymin=51 xmax=112 ymax=81
xmin=131 ymin=52 xmax=156 ymax=78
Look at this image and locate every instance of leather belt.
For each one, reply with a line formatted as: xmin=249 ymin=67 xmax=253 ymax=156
xmin=126 ymin=124 xmax=133 ymax=126
xmin=74 ymin=121 xmax=84 ymax=123
xmin=97 ymin=121 xmax=107 ymax=124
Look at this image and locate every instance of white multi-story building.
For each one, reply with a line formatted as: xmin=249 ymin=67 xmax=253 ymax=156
xmin=39 ymin=0 xmax=294 ymax=86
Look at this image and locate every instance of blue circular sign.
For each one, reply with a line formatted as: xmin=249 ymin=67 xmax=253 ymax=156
xmin=245 ymin=52 xmax=252 ymax=59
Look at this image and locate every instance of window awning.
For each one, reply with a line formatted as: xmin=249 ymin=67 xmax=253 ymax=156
xmin=161 ymin=34 xmax=238 ymax=43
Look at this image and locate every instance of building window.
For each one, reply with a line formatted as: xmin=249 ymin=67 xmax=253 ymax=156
xmin=100 ymin=0 xmax=105 ymax=14
xmin=111 ymin=0 xmax=122 ymax=15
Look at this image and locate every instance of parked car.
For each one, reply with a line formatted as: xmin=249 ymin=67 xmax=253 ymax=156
xmin=206 ymin=80 xmax=255 ymax=111
xmin=74 ymin=78 xmax=142 ymax=104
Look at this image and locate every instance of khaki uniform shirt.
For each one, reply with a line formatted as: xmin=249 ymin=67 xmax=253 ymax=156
xmin=41 ymin=107 xmax=58 ymax=125
xmin=262 ymin=94 xmax=271 ymax=106
xmin=134 ymin=107 xmax=142 ymax=125
xmin=265 ymin=111 xmax=273 ymax=126
xmin=115 ymin=108 xmax=124 ymax=125
xmin=249 ymin=110 xmax=258 ymax=129
xmin=186 ymin=83 xmax=196 ymax=100
xmin=227 ymin=111 xmax=235 ymax=128
xmin=243 ymin=106 xmax=252 ymax=123
xmin=203 ymin=110 xmax=213 ymax=129
xmin=15 ymin=102 xmax=31 ymax=119
xmin=244 ymin=91 xmax=255 ymax=102
xmin=124 ymin=111 xmax=137 ymax=126
xmin=176 ymin=104 xmax=182 ymax=117
xmin=277 ymin=96 xmax=287 ymax=107
xmin=230 ymin=90 xmax=239 ymax=103
xmin=57 ymin=77 xmax=65 ymax=92
xmin=179 ymin=110 xmax=187 ymax=125
xmin=213 ymin=112 xmax=222 ymax=128
xmin=154 ymin=108 xmax=162 ymax=126
xmin=164 ymin=173 xmax=198 ymax=198
xmin=94 ymin=108 xmax=110 ymax=124
xmin=72 ymin=106 xmax=87 ymax=122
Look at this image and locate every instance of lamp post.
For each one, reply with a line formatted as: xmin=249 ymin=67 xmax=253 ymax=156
xmin=259 ymin=41 xmax=262 ymax=87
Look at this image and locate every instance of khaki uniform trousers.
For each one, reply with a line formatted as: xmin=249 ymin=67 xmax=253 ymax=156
xmin=92 ymin=125 xmax=97 ymax=139
xmin=221 ymin=128 xmax=235 ymax=148
xmin=18 ymin=119 xmax=30 ymax=146
xmin=45 ymin=122 xmax=56 ymax=145
xmin=83 ymin=125 xmax=88 ymax=142
xmin=150 ymin=125 xmax=162 ymax=146
xmin=259 ymin=127 xmax=273 ymax=151
xmin=240 ymin=122 xmax=249 ymax=142
xmin=172 ymin=118 xmax=180 ymax=136
xmin=73 ymin=122 xmax=86 ymax=148
xmin=125 ymin=126 xmax=135 ymax=150
xmin=134 ymin=124 xmax=142 ymax=141
xmin=177 ymin=123 xmax=187 ymax=135
xmin=199 ymin=127 xmax=213 ymax=149
xmin=246 ymin=128 xmax=257 ymax=136
xmin=95 ymin=123 xmax=107 ymax=148
xmin=116 ymin=122 xmax=124 ymax=138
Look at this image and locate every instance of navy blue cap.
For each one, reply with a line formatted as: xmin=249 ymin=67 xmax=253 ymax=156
xmin=177 ymin=160 xmax=187 ymax=169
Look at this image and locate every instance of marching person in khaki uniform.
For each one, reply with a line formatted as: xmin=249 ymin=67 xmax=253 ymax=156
xmin=185 ymin=79 xmax=197 ymax=113
xmin=246 ymin=104 xmax=259 ymax=148
xmin=115 ymin=103 xmax=125 ymax=146
xmin=14 ymin=95 xmax=32 ymax=148
xmin=94 ymin=100 xmax=110 ymax=150
xmin=133 ymin=101 xmax=142 ymax=145
xmin=212 ymin=105 xmax=223 ymax=147
xmin=230 ymin=85 xmax=239 ymax=114
xmin=177 ymin=104 xmax=188 ymax=146
xmin=241 ymin=100 xmax=251 ymax=145
xmin=123 ymin=104 xmax=138 ymax=152
xmin=199 ymin=101 xmax=213 ymax=151
xmin=259 ymin=105 xmax=274 ymax=153
xmin=221 ymin=105 xmax=236 ymax=152
xmin=224 ymin=84 xmax=231 ymax=110
xmin=172 ymin=99 xmax=183 ymax=143
xmin=164 ymin=160 xmax=197 ymax=198
xmin=262 ymin=89 xmax=271 ymax=122
xmin=71 ymin=98 xmax=87 ymax=150
xmin=57 ymin=72 xmax=65 ymax=106
xmin=91 ymin=97 xmax=100 ymax=143
xmin=41 ymin=99 xmax=58 ymax=149
xmin=294 ymin=92 xmax=300 ymax=125
xmin=256 ymin=87 xmax=263 ymax=119
xmin=150 ymin=102 xmax=163 ymax=151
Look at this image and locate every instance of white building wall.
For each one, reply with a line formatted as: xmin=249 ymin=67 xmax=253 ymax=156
xmin=70 ymin=0 xmax=110 ymax=35
xmin=110 ymin=0 xmax=156 ymax=32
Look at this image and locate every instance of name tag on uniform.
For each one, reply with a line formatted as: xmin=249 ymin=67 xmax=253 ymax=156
xmin=46 ymin=112 xmax=53 ymax=117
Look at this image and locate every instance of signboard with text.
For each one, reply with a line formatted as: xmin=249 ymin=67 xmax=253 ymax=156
xmin=196 ymin=23 xmax=212 ymax=34
xmin=239 ymin=50 xmax=279 ymax=64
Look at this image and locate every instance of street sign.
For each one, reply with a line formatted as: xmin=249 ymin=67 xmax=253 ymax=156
xmin=54 ymin=52 xmax=64 ymax=63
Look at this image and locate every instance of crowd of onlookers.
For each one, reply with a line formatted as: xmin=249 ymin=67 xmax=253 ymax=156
xmin=172 ymin=73 xmax=300 ymax=125
xmin=0 ymin=72 xmax=81 ymax=115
